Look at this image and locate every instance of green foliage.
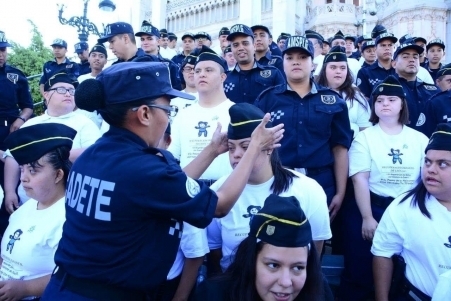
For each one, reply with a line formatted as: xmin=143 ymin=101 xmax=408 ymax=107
xmin=8 ymin=20 xmax=53 ymax=115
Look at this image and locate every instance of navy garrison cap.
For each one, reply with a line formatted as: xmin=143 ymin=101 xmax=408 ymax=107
xmin=96 ymin=62 xmax=195 ymax=104
xmin=249 ymin=194 xmax=312 ymax=248
xmin=51 ymin=38 xmax=67 ymax=48
xmin=426 ymin=38 xmax=445 ymax=51
xmin=324 ymin=46 xmax=347 ymax=64
xmin=135 ymin=21 xmax=160 ymax=38
xmin=75 ymin=42 xmax=88 ymax=53
xmin=425 ymin=123 xmax=451 ymax=153
xmin=371 ymin=24 xmax=387 ymax=39
xmin=227 ymin=24 xmax=254 ymax=41
xmin=219 ymin=27 xmax=230 ymax=36
xmin=277 ymin=32 xmax=291 ymax=42
xmin=227 ymin=103 xmax=270 ymax=140
xmin=0 ymin=31 xmax=11 ymax=47
xmin=44 ymin=72 xmax=78 ymax=91
xmin=98 ymin=22 xmax=134 ymax=43
xmin=371 ymin=75 xmax=405 ymax=99
xmin=223 ymin=45 xmax=232 ymax=55
xmin=436 ymin=63 xmax=451 ymax=78
xmin=283 ymin=35 xmax=314 ymax=57
xmin=5 ymin=123 xmax=76 ymax=165
xmin=159 ymin=28 xmax=168 ymax=38
xmin=330 ymin=30 xmax=345 ymax=43
xmin=89 ymin=43 xmax=108 ymax=58
xmin=194 ymin=46 xmax=227 ymax=69
xmin=305 ymin=30 xmax=324 ymax=41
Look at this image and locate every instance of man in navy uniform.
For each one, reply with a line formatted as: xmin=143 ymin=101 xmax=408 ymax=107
xmin=276 ymin=32 xmax=290 ymax=51
xmin=371 ymin=24 xmax=387 ymax=40
xmin=255 ymin=36 xmax=353 ymax=221
xmin=39 ymin=39 xmax=79 ymax=98
xmin=75 ymin=42 xmax=90 ymax=75
xmin=224 ymin=24 xmax=285 ymax=104
xmin=194 ymin=32 xmax=212 ymax=49
xmin=393 ymin=40 xmax=440 ymax=134
xmin=134 ymin=21 xmax=182 ymax=90
xmin=251 ymin=25 xmax=284 ymax=75
xmin=356 ymin=32 xmax=398 ymax=98
xmin=172 ymin=32 xmax=196 ymax=68
xmin=425 ymin=38 xmax=446 ymax=81
xmin=434 ymin=62 xmax=451 ymax=91
xmin=98 ymin=22 xmax=145 ymax=64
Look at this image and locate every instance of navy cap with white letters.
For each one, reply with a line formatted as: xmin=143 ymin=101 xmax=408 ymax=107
xmin=0 ymin=31 xmax=11 ymax=47
xmin=282 ymin=35 xmax=314 ymax=57
xmin=51 ymin=38 xmax=68 ymax=48
xmin=98 ymin=22 xmax=134 ymax=43
xmin=135 ymin=21 xmax=160 ymax=38
xmin=227 ymin=24 xmax=254 ymax=41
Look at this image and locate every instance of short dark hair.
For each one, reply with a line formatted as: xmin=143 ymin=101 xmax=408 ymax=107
xmin=120 ymin=33 xmax=136 ymax=44
xmin=369 ymin=96 xmax=410 ymax=125
xmin=100 ymin=99 xmax=157 ymax=128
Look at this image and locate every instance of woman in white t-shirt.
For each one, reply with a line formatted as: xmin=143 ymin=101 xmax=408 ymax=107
xmin=207 ymin=103 xmax=332 ymax=273
xmin=316 ymin=45 xmax=371 ymax=137
xmin=339 ymin=75 xmax=429 ymax=300
xmin=0 ymin=123 xmax=75 ymax=301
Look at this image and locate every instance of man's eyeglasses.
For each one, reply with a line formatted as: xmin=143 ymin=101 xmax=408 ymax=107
xmin=183 ymin=67 xmax=194 ymax=73
xmin=48 ymin=87 xmax=76 ymax=96
xmin=132 ymin=104 xmax=178 ymax=117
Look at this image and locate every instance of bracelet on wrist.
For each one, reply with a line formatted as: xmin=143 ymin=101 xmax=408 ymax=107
xmin=17 ymin=116 xmax=26 ymax=123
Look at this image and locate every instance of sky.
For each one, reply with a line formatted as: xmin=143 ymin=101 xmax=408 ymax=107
xmin=1 ymin=0 xmax=139 ymax=61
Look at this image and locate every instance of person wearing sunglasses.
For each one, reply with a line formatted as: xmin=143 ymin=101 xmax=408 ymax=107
xmin=2 ymin=72 xmax=101 ymax=213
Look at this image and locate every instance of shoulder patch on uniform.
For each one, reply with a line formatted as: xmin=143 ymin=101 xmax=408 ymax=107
xmin=260 ymin=70 xmax=271 ymax=78
xmin=269 ymin=58 xmax=277 ymax=65
xmin=321 ymin=95 xmax=336 ymax=104
xmin=424 ymin=85 xmax=438 ymax=91
xmin=66 ymin=64 xmax=73 ymax=68
xmin=6 ymin=73 xmax=19 ymax=84
xmin=416 ymin=113 xmax=426 ymax=126
xmin=186 ymin=177 xmax=201 ymax=198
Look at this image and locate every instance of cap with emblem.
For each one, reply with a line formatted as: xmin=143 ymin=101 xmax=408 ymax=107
xmin=194 ymin=32 xmax=211 ymax=41
xmin=74 ymin=42 xmax=88 ymax=54
xmin=98 ymin=22 xmax=134 ymax=43
xmin=194 ymin=46 xmax=227 ymax=70
xmin=227 ymin=103 xmax=271 ymax=140
xmin=425 ymin=123 xmax=451 ymax=153
xmin=51 ymin=38 xmax=68 ymax=48
xmin=44 ymin=72 xmax=78 ymax=91
xmin=135 ymin=20 xmax=160 ymax=38
xmin=277 ymin=32 xmax=291 ymax=43
xmin=0 ymin=30 xmax=11 ymax=48
xmin=223 ymin=45 xmax=232 ymax=55
xmin=283 ymin=35 xmax=314 ymax=57
xmin=361 ymin=40 xmax=376 ymax=52
xmin=324 ymin=46 xmax=347 ymax=64
xmin=426 ymin=38 xmax=445 ymax=51
xmin=227 ymin=24 xmax=254 ymax=41
xmin=399 ymin=34 xmax=413 ymax=45
xmin=330 ymin=30 xmax=345 ymax=44
xmin=371 ymin=24 xmax=387 ymax=39
xmin=251 ymin=25 xmax=271 ymax=36
xmin=219 ymin=27 xmax=230 ymax=36
xmin=181 ymin=32 xmax=195 ymax=40
xmin=371 ymin=75 xmax=405 ymax=99
xmin=436 ymin=63 xmax=451 ymax=78
xmin=4 ymin=123 xmax=76 ymax=166
xmin=89 ymin=43 xmax=108 ymax=58
xmin=375 ymin=32 xmax=398 ymax=45
xmin=305 ymin=30 xmax=324 ymax=41
xmin=393 ymin=39 xmax=424 ymax=59
xmin=249 ymin=194 xmax=312 ymax=248
xmin=181 ymin=53 xmax=198 ymax=69
xmin=159 ymin=28 xmax=168 ymax=38
xmin=168 ymin=32 xmax=177 ymax=40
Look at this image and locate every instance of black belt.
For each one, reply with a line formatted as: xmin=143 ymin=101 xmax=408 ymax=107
xmin=402 ymin=276 xmax=431 ymax=301
xmin=199 ymin=179 xmax=216 ymax=187
xmin=287 ymin=166 xmax=332 ymax=176
xmin=53 ymin=267 xmax=148 ymax=301
xmin=370 ymin=191 xmax=394 ymax=210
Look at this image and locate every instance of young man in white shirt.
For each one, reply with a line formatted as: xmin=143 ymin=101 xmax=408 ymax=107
xmin=77 ymin=44 xmax=108 ymax=82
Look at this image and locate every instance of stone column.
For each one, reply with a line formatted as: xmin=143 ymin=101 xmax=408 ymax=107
xmin=239 ymin=0 xmax=262 ymax=25
xmin=272 ymin=0 xmax=297 ymax=36
xmin=151 ymin=0 xmax=168 ymax=29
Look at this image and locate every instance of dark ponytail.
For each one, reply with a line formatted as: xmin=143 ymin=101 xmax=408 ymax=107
xmin=399 ymin=181 xmax=431 ymax=219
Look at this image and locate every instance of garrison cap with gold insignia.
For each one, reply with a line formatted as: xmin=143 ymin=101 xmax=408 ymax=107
xmin=425 ymin=123 xmax=451 ymax=153
xmin=89 ymin=43 xmax=108 ymax=58
xmin=249 ymin=194 xmax=312 ymax=248
xmin=330 ymin=30 xmax=345 ymax=43
xmin=194 ymin=46 xmax=227 ymax=69
xmin=135 ymin=20 xmax=160 ymax=38
xmin=305 ymin=30 xmax=324 ymax=41
xmin=277 ymin=32 xmax=291 ymax=42
xmin=159 ymin=28 xmax=168 ymax=38
xmin=371 ymin=75 xmax=405 ymax=99
xmin=0 ymin=30 xmax=12 ymax=47
xmin=324 ymin=46 xmax=347 ymax=64
xmin=283 ymin=35 xmax=314 ymax=57
xmin=44 ymin=72 xmax=79 ymax=91
xmin=223 ymin=45 xmax=232 ymax=55
xmin=5 ymin=123 xmax=76 ymax=165
xmin=227 ymin=103 xmax=271 ymax=140
xmin=426 ymin=38 xmax=445 ymax=51
xmin=436 ymin=63 xmax=451 ymax=78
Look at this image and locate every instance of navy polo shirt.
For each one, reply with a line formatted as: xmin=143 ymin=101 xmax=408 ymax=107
xmin=357 ymin=60 xmax=396 ymax=98
xmin=157 ymin=53 xmax=182 ymax=91
xmin=224 ymin=61 xmax=285 ymax=104
xmin=0 ymin=64 xmax=33 ymax=118
xmin=255 ymin=82 xmax=352 ymax=168
xmin=420 ymin=89 xmax=450 ymax=137
xmin=78 ymin=60 xmax=91 ymax=76
xmin=256 ymin=51 xmax=284 ymax=76
xmin=424 ymin=63 xmax=442 ymax=82
xmin=396 ymin=75 xmax=439 ymax=134
xmin=112 ymin=48 xmax=146 ymax=65
xmin=39 ymin=58 xmax=80 ymax=85
xmin=55 ymin=126 xmax=218 ymax=292
xmin=361 ymin=61 xmax=372 ymax=69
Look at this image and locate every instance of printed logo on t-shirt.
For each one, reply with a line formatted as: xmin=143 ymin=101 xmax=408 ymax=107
xmin=195 ymin=121 xmax=210 ymax=137
xmin=242 ymin=205 xmax=262 ymax=226
xmin=444 ymin=236 xmax=451 ymax=248
xmin=6 ymin=229 xmax=23 ymax=254
xmin=388 ymin=148 xmax=403 ymax=164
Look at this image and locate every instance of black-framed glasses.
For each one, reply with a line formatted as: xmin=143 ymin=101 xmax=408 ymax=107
xmin=183 ymin=67 xmax=194 ymax=73
xmin=132 ymin=104 xmax=178 ymax=117
xmin=48 ymin=87 xmax=76 ymax=96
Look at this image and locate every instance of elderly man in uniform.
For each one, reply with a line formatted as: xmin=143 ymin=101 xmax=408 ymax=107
xmin=172 ymin=32 xmax=196 ymax=69
xmin=251 ymin=25 xmax=284 ymax=75
xmin=75 ymin=42 xmax=90 ymax=75
xmin=224 ymin=24 xmax=285 ymax=104
xmin=39 ymin=39 xmax=79 ymax=98
xmin=194 ymin=32 xmax=212 ymax=49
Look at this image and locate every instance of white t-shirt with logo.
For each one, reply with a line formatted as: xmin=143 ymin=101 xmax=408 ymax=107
xmin=170 ymin=91 xmax=199 ymax=124
xmin=372 ymin=195 xmax=451 ymax=297
xmin=349 ymin=124 xmax=428 ymax=197
xmin=168 ymin=99 xmax=234 ymax=180
xmin=207 ymin=170 xmax=332 ymax=270
xmin=432 ymin=270 xmax=451 ymax=300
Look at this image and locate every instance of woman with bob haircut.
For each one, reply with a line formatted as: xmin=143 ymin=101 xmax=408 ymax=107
xmin=196 ymin=194 xmax=325 ymax=301
xmin=0 ymin=123 xmax=76 ymax=300
xmin=339 ymin=75 xmax=429 ymax=300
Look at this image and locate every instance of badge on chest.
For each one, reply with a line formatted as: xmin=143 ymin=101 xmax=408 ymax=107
xmin=321 ymin=95 xmax=336 ymax=104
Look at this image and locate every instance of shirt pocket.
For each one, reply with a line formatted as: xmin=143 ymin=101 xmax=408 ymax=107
xmin=308 ymin=104 xmax=343 ymax=135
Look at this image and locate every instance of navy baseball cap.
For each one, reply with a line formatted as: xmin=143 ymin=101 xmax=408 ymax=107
xmin=135 ymin=21 xmax=160 ymax=38
xmin=375 ymin=32 xmax=398 ymax=45
xmin=96 ymin=62 xmax=196 ymax=105
xmin=219 ymin=27 xmax=230 ymax=36
xmin=399 ymin=34 xmax=413 ymax=44
xmin=227 ymin=24 xmax=254 ymax=41
xmin=0 ymin=31 xmax=12 ymax=47
xmin=413 ymin=37 xmax=427 ymax=45
xmin=426 ymin=38 xmax=445 ymax=51
xmin=181 ymin=32 xmax=195 ymax=40
xmin=283 ymin=36 xmax=314 ymax=57
xmin=75 ymin=42 xmax=89 ymax=54
xmin=98 ymin=22 xmax=134 ymax=43
xmin=251 ymin=25 xmax=271 ymax=36
xmin=394 ymin=40 xmax=424 ymax=59
xmin=194 ymin=32 xmax=211 ymax=41
xmin=371 ymin=25 xmax=387 ymax=39
xmin=361 ymin=40 xmax=376 ymax=52
xmin=51 ymin=38 xmax=68 ymax=48
xmin=356 ymin=35 xmax=371 ymax=44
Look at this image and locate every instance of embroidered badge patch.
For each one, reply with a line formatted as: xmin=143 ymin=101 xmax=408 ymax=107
xmin=260 ymin=70 xmax=271 ymax=78
xmin=6 ymin=73 xmax=18 ymax=84
xmin=266 ymin=225 xmax=275 ymax=235
xmin=321 ymin=95 xmax=336 ymax=104
xmin=416 ymin=113 xmax=426 ymax=126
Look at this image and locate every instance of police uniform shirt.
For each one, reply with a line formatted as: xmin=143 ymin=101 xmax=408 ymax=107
xmin=269 ymin=41 xmax=283 ymax=57
xmin=39 ymin=58 xmax=80 ymax=85
xmin=255 ymin=82 xmax=353 ymax=168
xmin=356 ymin=60 xmax=396 ymax=98
xmin=224 ymin=62 xmax=285 ymax=104
xmin=0 ymin=64 xmax=33 ymax=119
xmin=396 ymin=75 xmax=439 ymax=134
xmin=112 ymin=48 xmax=146 ymax=65
xmin=171 ymin=53 xmax=187 ymax=69
xmin=425 ymin=63 xmax=443 ymax=82
xmin=349 ymin=50 xmax=361 ymax=61
xmin=156 ymin=53 xmax=182 ymax=90
xmin=78 ymin=60 xmax=91 ymax=76
xmin=256 ymin=51 xmax=284 ymax=76
xmin=421 ymin=89 xmax=451 ymax=137
xmin=54 ymin=126 xmax=218 ymax=291
xmin=361 ymin=61 xmax=372 ymax=69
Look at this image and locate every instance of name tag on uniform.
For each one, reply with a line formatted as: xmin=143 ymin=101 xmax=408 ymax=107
xmin=424 ymin=85 xmax=437 ymax=91
xmin=66 ymin=64 xmax=73 ymax=68
xmin=260 ymin=70 xmax=271 ymax=78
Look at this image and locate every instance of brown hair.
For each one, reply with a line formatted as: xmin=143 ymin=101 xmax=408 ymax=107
xmin=369 ymin=95 xmax=410 ymax=125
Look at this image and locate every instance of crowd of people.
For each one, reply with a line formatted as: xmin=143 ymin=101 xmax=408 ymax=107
xmin=0 ymin=18 xmax=450 ymax=301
